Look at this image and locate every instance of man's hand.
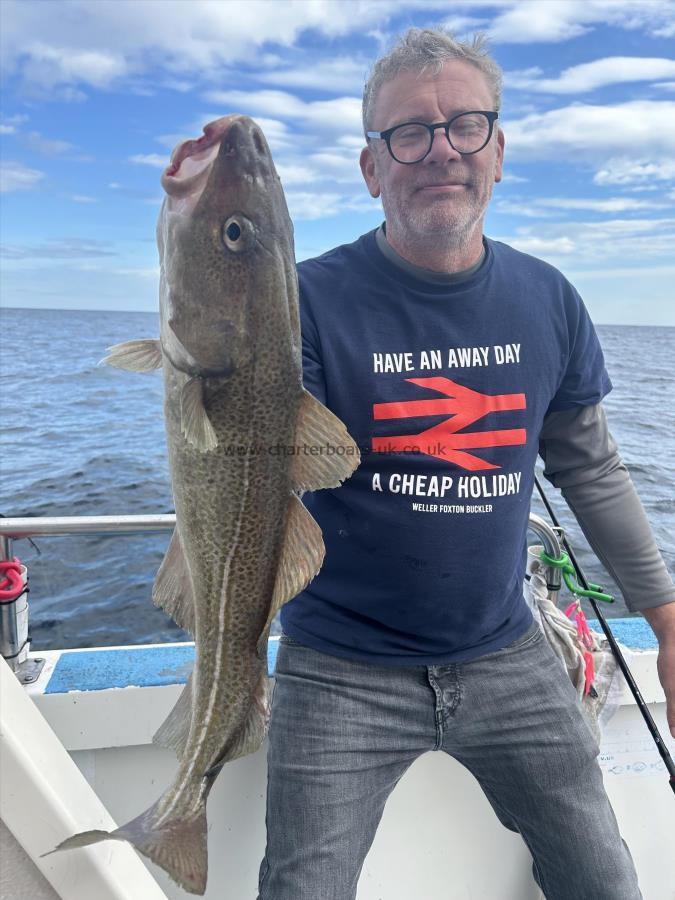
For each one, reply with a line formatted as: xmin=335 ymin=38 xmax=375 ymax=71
xmin=641 ymin=602 xmax=675 ymax=738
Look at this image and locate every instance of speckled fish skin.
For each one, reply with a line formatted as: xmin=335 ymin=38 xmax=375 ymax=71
xmin=49 ymin=115 xmax=359 ymax=894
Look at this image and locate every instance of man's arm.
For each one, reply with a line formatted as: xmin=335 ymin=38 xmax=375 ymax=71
xmin=539 ymin=404 xmax=675 ymax=736
xmin=640 ymin=604 xmax=675 ymax=739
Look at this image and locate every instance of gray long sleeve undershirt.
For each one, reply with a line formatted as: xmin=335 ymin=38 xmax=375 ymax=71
xmin=539 ymin=404 xmax=674 ymax=612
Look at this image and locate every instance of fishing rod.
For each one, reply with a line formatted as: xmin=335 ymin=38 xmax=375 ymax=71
xmin=534 ymin=473 xmax=675 ymax=797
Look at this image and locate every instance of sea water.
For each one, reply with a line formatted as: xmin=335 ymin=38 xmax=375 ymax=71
xmin=1 ymin=307 xmax=673 ymax=649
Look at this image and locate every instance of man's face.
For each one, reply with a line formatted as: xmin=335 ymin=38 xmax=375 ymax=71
xmin=360 ymin=61 xmax=504 ymax=245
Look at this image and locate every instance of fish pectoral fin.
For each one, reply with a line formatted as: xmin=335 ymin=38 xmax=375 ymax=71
xmin=153 ymin=670 xmax=194 ymax=758
xmin=181 ymin=377 xmax=218 ymax=452
xmin=256 ymin=493 xmax=325 ymax=659
xmin=291 ymin=389 xmax=360 ymax=491
xmin=153 ymin=528 xmax=196 ymax=635
xmin=100 ymin=339 xmax=163 ymax=372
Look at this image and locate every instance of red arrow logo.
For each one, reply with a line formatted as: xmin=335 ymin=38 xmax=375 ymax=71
xmin=372 ymin=377 xmax=526 ymax=471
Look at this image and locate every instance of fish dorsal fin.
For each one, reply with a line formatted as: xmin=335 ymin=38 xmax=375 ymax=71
xmin=256 ymin=492 xmax=324 ymax=658
xmin=152 ymin=528 xmax=196 ymax=635
xmin=153 ymin=670 xmax=194 ymax=758
xmin=181 ymin=377 xmax=218 ymax=452
xmin=101 ymin=339 xmax=163 ymax=372
xmin=291 ymin=389 xmax=360 ymax=491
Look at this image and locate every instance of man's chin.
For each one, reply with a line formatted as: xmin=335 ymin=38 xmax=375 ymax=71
xmin=406 ymin=213 xmax=475 ymax=239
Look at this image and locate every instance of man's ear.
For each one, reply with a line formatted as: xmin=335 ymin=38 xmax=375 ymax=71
xmin=494 ymin=127 xmax=505 ymax=184
xmin=360 ymin=145 xmax=381 ymax=198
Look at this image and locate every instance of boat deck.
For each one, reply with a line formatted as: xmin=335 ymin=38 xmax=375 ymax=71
xmin=1 ymin=622 xmax=673 ymax=899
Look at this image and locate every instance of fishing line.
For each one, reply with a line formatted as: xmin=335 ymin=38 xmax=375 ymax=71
xmin=534 ymin=474 xmax=675 ymax=797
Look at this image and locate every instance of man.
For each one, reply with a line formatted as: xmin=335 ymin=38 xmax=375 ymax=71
xmin=258 ymin=28 xmax=675 ymax=900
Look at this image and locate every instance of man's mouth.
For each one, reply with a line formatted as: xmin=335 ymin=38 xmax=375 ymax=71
xmin=417 ymin=182 xmax=467 ymax=193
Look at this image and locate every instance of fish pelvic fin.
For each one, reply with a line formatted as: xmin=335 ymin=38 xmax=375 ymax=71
xmin=153 ymin=528 xmax=196 ymax=635
xmin=100 ymin=339 xmax=163 ymax=372
xmin=257 ymin=493 xmax=324 ymax=658
xmin=291 ymin=388 xmax=360 ymax=491
xmin=153 ymin=670 xmax=194 ymax=757
xmin=181 ymin=377 xmax=218 ymax=452
xmin=48 ymin=799 xmax=209 ymax=895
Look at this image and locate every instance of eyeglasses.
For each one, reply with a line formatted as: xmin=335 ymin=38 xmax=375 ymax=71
xmin=366 ymin=111 xmax=499 ymax=164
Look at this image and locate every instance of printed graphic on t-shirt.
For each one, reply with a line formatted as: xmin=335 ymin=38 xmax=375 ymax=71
xmin=370 ymin=343 xmax=526 ymax=516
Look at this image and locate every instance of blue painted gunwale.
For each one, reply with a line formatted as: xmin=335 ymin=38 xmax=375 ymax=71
xmin=42 ymin=619 xmax=654 ymax=695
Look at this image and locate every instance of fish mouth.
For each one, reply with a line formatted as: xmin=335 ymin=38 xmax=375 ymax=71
xmin=161 ymin=115 xmax=273 ymax=204
xmin=161 ymin=115 xmax=239 ymax=200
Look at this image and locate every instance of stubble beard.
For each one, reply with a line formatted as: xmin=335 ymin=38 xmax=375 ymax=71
xmin=381 ymin=178 xmax=492 ymax=252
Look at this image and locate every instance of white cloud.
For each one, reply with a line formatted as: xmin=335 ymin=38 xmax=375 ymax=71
xmin=0 ymin=0 xmax=391 ymax=95
xmin=652 ymin=19 xmax=675 ymax=38
xmin=655 ymin=82 xmax=675 ymax=91
xmin=565 ymin=263 xmax=675 ymax=280
xmin=286 ymin=190 xmax=377 ymax=221
xmin=129 ymin=153 xmax=167 ymax=168
xmin=593 ymin=157 xmax=675 ymax=186
xmin=308 ymin=150 xmax=364 ymax=185
xmin=0 ymin=114 xmax=29 ymax=135
xmin=106 ymin=180 xmax=158 ymax=201
xmin=495 ymin=200 xmax=555 ymax=219
xmin=495 ymin=194 xmax=670 ymax=218
xmin=112 ymin=265 xmax=159 ymax=278
xmin=536 ymin=196 xmax=670 ymax=212
xmin=505 ymin=235 xmax=577 ymax=255
xmin=0 ymin=238 xmax=116 ymax=259
xmin=274 ymin=163 xmax=320 ymax=187
xmin=496 ymin=215 xmax=675 ymax=265
xmin=70 ymin=194 xmax=97 ymax=203
xmin=19 ymin=42 xmax=128 ymax=90
xmin=0 ymin=161 xmax=45 ymax=192
xmin=256 ymin=57 xmax=369 ymax=94
xmin=506 ymin=57 xmax=675 ymax=94
xmin=21 ymin=130 xmax=76 ymax=156
xmin=3 ymin=0 xmax=674 ymax=102
xmin=487 ymin=0 xmax=675 ymax=44
xmin=203 ymin=89 xmax=362 ymax=135
xmin=441 ymin=15 xmax=490 ymax=33
xmin=505 ymin=100 xmax=675 ymax=162
xmin=0 ymin=114 xmax=29 ymax=128
xmin=500 ymin=172 xmax=529 ymax=183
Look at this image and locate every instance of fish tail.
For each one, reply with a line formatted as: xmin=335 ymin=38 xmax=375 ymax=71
xmin=47 ymin=799 xmax=208 ymax=895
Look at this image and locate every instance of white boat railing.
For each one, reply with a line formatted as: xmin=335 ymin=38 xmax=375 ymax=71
xmin=0 ymin=510 xmax=561 ymax=564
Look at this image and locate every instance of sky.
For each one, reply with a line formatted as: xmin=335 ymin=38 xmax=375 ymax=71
xmin=1 ymin=0 xmax=675 ymax=325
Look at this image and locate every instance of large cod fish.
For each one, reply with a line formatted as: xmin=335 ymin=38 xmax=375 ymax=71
xmin=50 ymin=115 xmax=359 ymax=893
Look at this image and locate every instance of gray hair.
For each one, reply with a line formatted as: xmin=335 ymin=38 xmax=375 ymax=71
xmin=362 ymin=28 xmax=502 ymax=135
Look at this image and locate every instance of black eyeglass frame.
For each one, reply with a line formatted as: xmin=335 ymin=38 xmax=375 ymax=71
xmin=366 ymin=110 xmax=499 ymax=164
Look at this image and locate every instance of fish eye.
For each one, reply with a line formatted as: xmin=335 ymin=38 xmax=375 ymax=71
xmin=222 ymin=215 xmax=254 ymax=253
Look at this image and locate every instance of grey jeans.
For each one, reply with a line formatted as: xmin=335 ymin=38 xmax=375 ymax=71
xmin=257 ymin=620 xmax=641 ymax=900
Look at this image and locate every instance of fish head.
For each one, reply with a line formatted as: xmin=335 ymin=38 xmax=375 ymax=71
xmin=158 ymin=115 xmax=295 ymax=377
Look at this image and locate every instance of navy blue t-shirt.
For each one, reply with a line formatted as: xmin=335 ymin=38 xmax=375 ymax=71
xmin=280 ymin=229 xmax=611 ymax=665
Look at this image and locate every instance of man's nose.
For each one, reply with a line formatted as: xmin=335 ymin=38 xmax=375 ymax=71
xmin=424 ymin=127 xmax=462 ymax=164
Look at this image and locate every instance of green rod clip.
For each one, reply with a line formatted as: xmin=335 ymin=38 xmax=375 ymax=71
xmin=538 ymin=550 xmax=614 ymax=604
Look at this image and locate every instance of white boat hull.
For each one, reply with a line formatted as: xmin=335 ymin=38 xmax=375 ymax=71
xmin=1 ymin=622 xmax=673 ymax=899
